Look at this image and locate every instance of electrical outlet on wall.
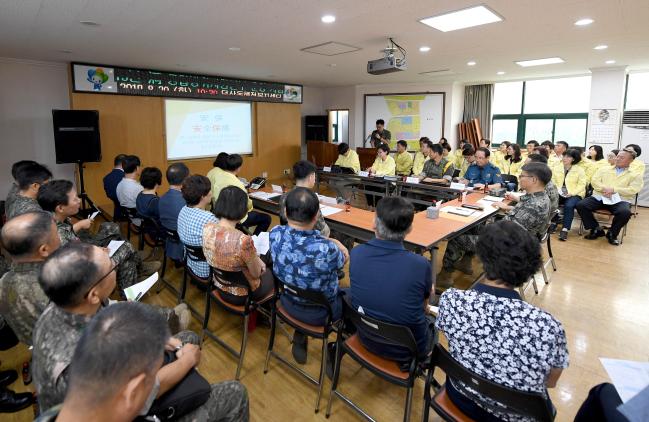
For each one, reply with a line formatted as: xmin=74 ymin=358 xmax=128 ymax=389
xmin=261 ymin=171 xmax=268 ymax=178
xmin=283 ymin=168 xmax=291 ymax=175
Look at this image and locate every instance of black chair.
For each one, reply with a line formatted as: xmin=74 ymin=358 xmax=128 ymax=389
xmin=111 ymin=199 xmax=127 ymax=222
xmin=124 ymin=207 xmax=144 ymax=250
xmin=203 ymin=267 xmax=274 ymax=380
xmin=422 ymin=344 xmax=554 ymax=422
xmin=519 ymin=210 xmax=559 ymax=300
xmin=156 ymin=226 xmax=181 ymax=296
xmin=264 ymin=275 xmax=338 ymax=413
xmin=501 ymin=174 xmax=518 ymax=191
xmin=179 ymin=243 xmax=211 ymax=320
xmin=326 ymin=298 xmax=424 ymax=422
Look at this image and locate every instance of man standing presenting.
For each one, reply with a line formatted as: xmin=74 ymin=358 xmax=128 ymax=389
xmin=370 ymin=119 xmax=391 ymax=148
xmin=576 ymin=148 xmax=643 ymax=245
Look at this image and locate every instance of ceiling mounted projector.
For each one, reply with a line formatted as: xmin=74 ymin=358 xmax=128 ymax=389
xmin=367 ymin=38 xmax=407 ymax=75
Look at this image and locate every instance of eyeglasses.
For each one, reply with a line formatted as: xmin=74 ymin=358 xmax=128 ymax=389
xmin=83 ymin=262 xmax=118 ymax=298
xmin=519 ymin=174 xmax=535 ymax=179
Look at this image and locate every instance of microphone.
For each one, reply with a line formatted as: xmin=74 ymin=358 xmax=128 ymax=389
xmin=363 ymin=134 xmax=371 ymax=148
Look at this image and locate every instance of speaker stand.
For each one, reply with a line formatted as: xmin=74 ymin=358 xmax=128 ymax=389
xmin=76 ymin=161 xmax=98 ymax=218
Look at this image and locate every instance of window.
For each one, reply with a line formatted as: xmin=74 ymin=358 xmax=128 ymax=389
xmin=328 ymin=110 xmax=349 ymax=143
xmin=492 ymin=76 xmax=590 ymax=147
xmin=626 ymin=72 xmax=649 ymax=110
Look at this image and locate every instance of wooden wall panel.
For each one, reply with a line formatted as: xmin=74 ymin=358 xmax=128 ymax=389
xmin=70 ymin=93 xmax=301 ymax=213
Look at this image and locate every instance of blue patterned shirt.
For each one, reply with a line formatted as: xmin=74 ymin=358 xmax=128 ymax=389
xmin=177 ymin=206 xmax=218 ymax=278
xmin=270 ymin=225 xmax=344 ymax=303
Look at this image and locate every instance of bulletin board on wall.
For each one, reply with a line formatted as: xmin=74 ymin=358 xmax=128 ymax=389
xmin=364 ymin=92 xmax=445 ymax=150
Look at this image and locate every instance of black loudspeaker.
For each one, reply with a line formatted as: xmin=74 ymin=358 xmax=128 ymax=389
xmin=52 ymin=110 xmax=101 ymax=163
xmin=305 ymin=115 xmax=328 ymax=141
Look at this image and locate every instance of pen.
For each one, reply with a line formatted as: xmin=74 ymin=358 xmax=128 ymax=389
xmin=134 ymin=292 xmax=143 ymax=301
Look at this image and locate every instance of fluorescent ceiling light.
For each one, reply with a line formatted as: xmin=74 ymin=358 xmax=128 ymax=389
xmin=419 ymin=5 xmax=502 ymax=32
xmin=515 ymin=57 xmax=564 ymax=67
xmin=321 ymin=15 xmax=336 ymax=23
xmin=419 ymin=46 xmax=431 ymax=52
xmin=467 ymin=61 xmax=476 ymax=66
xmin=594 ymin=44 xmax=608 ymax=50
xmin=497 ymin=71 xmax=505 ymax=75
xmin=228 ymin=47 xmax=241 ymax=51
xmin=574 ymin=18 xmax=593 ymax=26
xmin=605 ymin=60 xmax=616 ymax=64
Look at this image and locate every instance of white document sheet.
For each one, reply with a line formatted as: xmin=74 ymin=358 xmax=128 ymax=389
xmin=271 ymin=184 xmax=283 ymax=193
xmin=602 ymin=193 xmax=621 ymax=205
xmin=107 ymin=240 xmax=125 ymax=257
xmin=440 ymin=206 xmax=475 ymax=217
xmin=481 ymin=195 xmax=504 ymax=202
xmin=251 ymin=232 xmax=270 ymax=255
xmin=317 ymin=194 xmax=338 ymax=205
xmin=89 ymin=210 xmax=100 ymax=220
xmin=124 ymin=273 xmax=159 ymax=302
xmin=320 ymin=205 xmax=344 ymax=217
xmin=600 ymin=358 xmax=649 ymax=403
xmin=250 ymin=191 xmax=275 ymax=200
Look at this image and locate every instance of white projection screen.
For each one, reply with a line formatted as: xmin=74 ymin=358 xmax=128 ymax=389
xmin=165 ymin=99 xmax=253 ymax=160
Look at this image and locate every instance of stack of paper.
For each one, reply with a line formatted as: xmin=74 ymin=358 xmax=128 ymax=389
xmin=603 ymin=193 xmax=621 ymax=205
xmin=440 ymin=206 xmax=475 ymax=217
xmin=250 ymin=191 xmax=276 ymax=200
xmin=600 ymin=358 xmax=649 ymax=403
xmin=317 ymin=194 xmax=338 ymax=205
xmin=320 ymin=205 xmax=344 ymax=217
xmin=124 ymin=273 xmax=159 ymax=302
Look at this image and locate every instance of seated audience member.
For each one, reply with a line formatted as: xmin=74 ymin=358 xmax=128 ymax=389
xmin=542 ymin=140 xmax=559 ymax=165
xmin=394 ymin=140 xmax=413 ymax=176
xmin=457 ymin=144 xmax=476 ymax=178
xmin=35 ymin=301 xmax=250 ymax=422
xmin=460 ymin=147 xmax=502 ymax=189
xmin=625 ymin=143 xmax=645 ymax=176
xmin=32 ymin=243 xmax=244 ymax=419
xmin=502 ymin=143 xmax=524 ymax=178
xmin=436 ymin=221 xmax=568 ymax=421
xmin=6 ymin=162 xmax=52 ymax=219
xmin=115 ymin=155 xmax=143 ymax=209
xmin=576 ymin=148 xmax=644 ymax=245
xmin=135 ymin=167 xmax=162 ymax=221
xmin=331 ymin=143 xmax=361 ymax=200
xmin=574 ymin=382 xmax=630 ymax=422
xmin=606 ymin=149 xmax=620 ymax=167
xmin=553 ymin=149 xmax=588 ymax=241
xmin=452 ymin=139 xmax=467 ymax=168
xmin=334 ymin=142 xmax=361 ymax=173
xmin=5 ymin=160 xmax=38 ymax=216
xmin=587 ymin=145 xmax=608 ymax=181
xmin=102 ymin=154 xmax=127 ymax=220
xmin=159 ymin=163 xmax=190 ymax=262
xmin=441 ymin=142 xmax=452 ymax=160
xmin=177 ymin=175 xmax=218 ymax=278
xmin=478 ymin=138 xmax=490 ymax=149
xmin=211 ymin=154 xmax=271 ymax=235
xmin=350 ymin=197 xmax=432 ymax=362
xmin=492 ymin=141 xmax=508 ymax=170
xmin=525 ymin=140 xmax=540 ymax=157
xmin=37 ymin=180 xmax=160 ymax=289
xmin=413 ymin=137 xmax=431 ymax=175
xmin=438 ymin=163 xmax=551 ymax=287
xmin=206 ymin=152 xmax=229 ymax=199
xmin=0 ymin=212 xmax=59 ymax=346
xmin=366 ymin=144 xmax=396 ymax=208
xmin=270 ymin=188 xmax=349 ymax=363
xmin=525 ymin=154 xmax=560 ymax=219
xmin=279 ymin=160 xmax=330 ymax=237
xmin=419 ymin=143 xmax=454 ymax=183
xmin=203 ymin=186 xmax=275 ymax=306
xmin=554 ymin=141 xmax=569 ymax=161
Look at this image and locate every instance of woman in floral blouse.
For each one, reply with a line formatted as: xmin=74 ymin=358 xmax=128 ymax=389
xmin=436 ymin=220 xmax=569 ymax=421
xmin=203 ymin=186 xmax=274 ymax=305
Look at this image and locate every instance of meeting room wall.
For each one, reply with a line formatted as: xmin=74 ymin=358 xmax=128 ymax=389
xmin=323 ymin=82 xmax=464 ymax=150
xmin=0 ymin=58 xmax=75 ymax=198
xmin=300 ymin=86 xmax=327 ymax=158
xmin=70 ymin=89 xmax=301 ymax=214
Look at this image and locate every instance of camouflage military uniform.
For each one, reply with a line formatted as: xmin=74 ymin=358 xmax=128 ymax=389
xmin=4 ymin=183 xmax=19 ymax=217
xmin=546 ymin=181 xmax=560 ymax=213
xmin=0 ymin=261 xmax=48 ymax=345
xmin=178 ymin=380 xmax=249 ymax=422
xmin=57 ymin=218 xmax=142 ymax=291
xmin=420 ymin=157 xmax=454 ymax=180
xmin=32 ymin=302 xmax=200 ymax=410
xmin=442 ymin=191 xmax=551 ymax=270
xmin=0 ymin=255 xmax=8 ymax=278
xmin=6 ymin=194 xmax=42 ymax=219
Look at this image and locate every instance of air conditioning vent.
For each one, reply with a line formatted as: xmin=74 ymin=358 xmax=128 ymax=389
xmin=622 ymin=110 xmax=649 ymax=124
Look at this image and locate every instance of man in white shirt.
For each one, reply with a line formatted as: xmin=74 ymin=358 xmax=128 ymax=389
xmin=115 ymin=155 xmax=143 ymax=209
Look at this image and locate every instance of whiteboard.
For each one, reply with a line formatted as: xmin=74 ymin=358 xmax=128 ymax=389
xmin=365 ymin=93 xmax=445 ymax=150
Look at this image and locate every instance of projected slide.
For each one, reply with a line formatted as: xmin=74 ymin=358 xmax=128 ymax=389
xmin=165 ymin=99 xmax=252 ymax=160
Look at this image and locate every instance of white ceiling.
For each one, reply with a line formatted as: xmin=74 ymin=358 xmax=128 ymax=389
xmin=1 ymin=0 xmax=648 ymax=87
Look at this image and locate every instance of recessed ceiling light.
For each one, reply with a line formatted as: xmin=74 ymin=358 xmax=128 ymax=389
xmin=228 ymin=47 xmax=241 ymax=51
xmin=79 ymin=20 xmax=100 ymax=26
xmin=605 ymin=60 xmax=616 ymax=64
xmin=594 ymin=44 xmax=608 ymax=50
xmin=419 ymin=46 xmax=431 ymax=52
xmin=497 ymin=71 xmax=505 ymax=75
xmin=328 ymin=63 xmax=337 ymax=67
xmin=574 ymin=18 xmax=594 ymax=26
xmin=419 ymin=5 xmax=503 ymax=32
xmin=515 ymin=57 xmax=564 ymax=67
xmin=321 ymin=15 xmax=336 ymax=23
xmin=467 ymin=61 xmax=476 ymax=66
